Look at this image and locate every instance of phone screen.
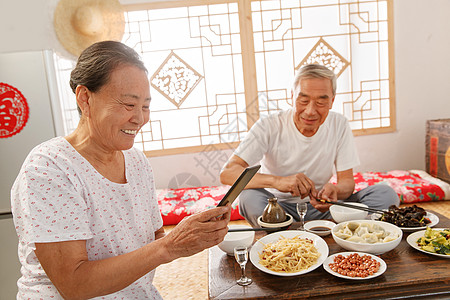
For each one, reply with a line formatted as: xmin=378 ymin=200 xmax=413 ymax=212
xmin=216 ymin=165 xmax=260 ymax=207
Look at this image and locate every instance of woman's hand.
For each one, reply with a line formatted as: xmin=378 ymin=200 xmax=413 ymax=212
xmin=161 ymin=205 xmax=231 ymax=260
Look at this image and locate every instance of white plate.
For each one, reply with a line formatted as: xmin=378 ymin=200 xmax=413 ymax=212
xmin=406 ymin=228 xmax=450 ymax=258
xmin=249 ymin=230 xmax=328 ymax=277
xmin=323 ymin=252 xmax=387 ymax=280
xmin=371 ymin=211 xmax=439 ymax=232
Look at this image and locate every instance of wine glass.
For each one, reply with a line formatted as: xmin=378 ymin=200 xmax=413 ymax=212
xmin=234 ymin=246 xmax=252 ymax=286
xmin=296 ymin=202 xmax=308 ymax=231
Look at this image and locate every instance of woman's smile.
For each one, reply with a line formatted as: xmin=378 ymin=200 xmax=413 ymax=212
xmin=121 ymin=129 xmax=138 ymax=136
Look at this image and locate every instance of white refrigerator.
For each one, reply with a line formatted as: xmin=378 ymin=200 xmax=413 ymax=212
xmin=0 ymin=50 xmax=67 ymax=298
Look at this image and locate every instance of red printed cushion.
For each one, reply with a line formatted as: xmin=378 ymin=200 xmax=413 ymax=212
xmin=330 ymin=170 xmax=446 ymax=204
xmin=157 ymin=186 xmax=243 ymax=225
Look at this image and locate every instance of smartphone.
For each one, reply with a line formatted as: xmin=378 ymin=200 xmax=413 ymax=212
xmin=216 ymin=165 xmax=261 ymax=207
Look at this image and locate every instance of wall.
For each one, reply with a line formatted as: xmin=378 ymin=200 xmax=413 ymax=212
xmin=1 ymin=0 xmax=449 ymax=189
xmin=356 ymin=0 xmax=450 ymax=174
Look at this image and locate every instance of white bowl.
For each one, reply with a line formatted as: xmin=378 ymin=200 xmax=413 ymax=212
xmin=218 ymin=225 xmax=255 ymax=255
xmin=330 ymin=203 xmax=369 ymax=223
xmin=304 ymin=220 xmax=336 ymax=236
xmin=257 ymin=213 xmax=293 ymax=229
xmin=331 ymin=220 xmax=402 ymax=255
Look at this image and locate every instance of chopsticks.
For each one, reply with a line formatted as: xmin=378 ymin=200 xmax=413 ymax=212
xmin=318 ymin=199 xmax=388 ymax=215
xmin=227 ymin=227 xmax=284 ymax=232
xmin=284 ymin=196 xmax=388 ymax=215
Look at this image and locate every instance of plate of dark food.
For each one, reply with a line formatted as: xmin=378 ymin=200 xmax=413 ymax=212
xmin=371 ymin=205 xmax=439 ymax=232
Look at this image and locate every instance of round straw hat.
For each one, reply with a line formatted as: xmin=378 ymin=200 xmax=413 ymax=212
xmin=54 ymin=0 xmax=125 ymax=57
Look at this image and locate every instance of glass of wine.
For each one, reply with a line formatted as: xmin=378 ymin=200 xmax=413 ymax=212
xmin=296 ymin=202 xmax=308 ymax=231
xmin=234 ymin=246 xmax=252 ymax=286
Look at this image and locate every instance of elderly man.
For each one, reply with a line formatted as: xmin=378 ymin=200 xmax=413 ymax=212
xmin=220 ymin=64 xmax=399 ymax=227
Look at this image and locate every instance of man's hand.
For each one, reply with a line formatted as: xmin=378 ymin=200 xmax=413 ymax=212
xmin=309 ymin=183 xmax=337 ymax=212
xmin=274 ymin=173 xmax=317 ymax=199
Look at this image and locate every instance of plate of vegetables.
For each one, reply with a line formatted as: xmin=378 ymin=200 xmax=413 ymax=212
xmin=372 ymin=205 xmax=439 ymax=232
xmin=407 ymin=227 xmax=450 ymax=257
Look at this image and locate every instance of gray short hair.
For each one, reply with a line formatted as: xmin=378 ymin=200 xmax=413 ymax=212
xmin=292 ymin=64 xmax=337 ymax=96
xmin=70 ymin=41 xmax=147 ymax=115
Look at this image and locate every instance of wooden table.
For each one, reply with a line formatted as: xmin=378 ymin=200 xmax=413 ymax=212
xmin=209 ymin=211 xmax=450 ymax=299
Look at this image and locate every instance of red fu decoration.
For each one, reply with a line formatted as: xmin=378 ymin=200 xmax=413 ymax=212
xmin=0 ymin=82 xmax=29 ymax=138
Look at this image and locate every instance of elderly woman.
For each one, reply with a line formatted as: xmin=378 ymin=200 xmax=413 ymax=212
xmin=11 ymin=41 xmax=231 ymax=299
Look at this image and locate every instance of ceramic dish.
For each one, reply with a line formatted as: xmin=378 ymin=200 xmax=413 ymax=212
xmin=218 ymin=225 xmax=255 ymax=255
xmin=304 ymin=220 xmax=336 ymax=237
xmin=249 ymin=230 xmax=328 ymax=276
xmin=330 ymin=203 xmax=369 ymax=223
xmin=323 ymin=251 xmax=387 ymax=280
xmin=257 ymin=213 xmax=293 ymax=228
xmin=406 ymin=228 xmax=450 ymax=258
xmin=371 ymin=212 xmax=439 ymax=232
xmin=332 ymin=220 xmax=402 ymax=255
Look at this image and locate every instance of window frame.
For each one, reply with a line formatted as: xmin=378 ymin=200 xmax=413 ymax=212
xmin=122 ymin=0 xmax=396 ymax=157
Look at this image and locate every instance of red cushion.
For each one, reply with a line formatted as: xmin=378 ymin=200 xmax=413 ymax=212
xmin=330 ymin=170 xmax=446 ymax=204
xmin=157 ymin=186 xmax=244 ymax=225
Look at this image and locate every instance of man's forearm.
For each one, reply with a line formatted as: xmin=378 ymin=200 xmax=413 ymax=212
xmin=336 ymin=180 xmax=355 ymax=200
xmin=221 ymin=166 xmax=277 ymax=189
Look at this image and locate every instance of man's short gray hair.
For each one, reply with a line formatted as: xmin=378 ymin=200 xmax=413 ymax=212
xmin=292 ymin=64 xmax=337 ymax=96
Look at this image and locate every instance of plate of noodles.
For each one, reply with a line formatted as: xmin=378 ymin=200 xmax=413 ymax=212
xmin=249 ymin=230 xmax=329 ymax=276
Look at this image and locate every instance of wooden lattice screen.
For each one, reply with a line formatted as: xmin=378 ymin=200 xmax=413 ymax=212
xmin=120 ymin=0 xmax=395 ymax=156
